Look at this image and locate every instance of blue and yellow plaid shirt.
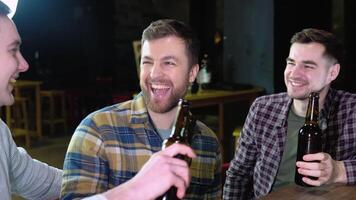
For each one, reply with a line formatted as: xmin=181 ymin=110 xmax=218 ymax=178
xmin=61 ymin=93 xmax=222 ymax=199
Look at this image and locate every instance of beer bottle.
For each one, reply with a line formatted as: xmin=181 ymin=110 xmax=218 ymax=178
xmin=159 ymin=99 xmax=194 ymax=200
xmin=295 ymin=92 xmax=322 ymax=186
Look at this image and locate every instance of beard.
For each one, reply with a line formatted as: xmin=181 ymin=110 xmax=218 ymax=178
xmin=141 ymin=77 xmax=189 ymax=113
xmin=286 ymin=84 xmax=327 ymax=101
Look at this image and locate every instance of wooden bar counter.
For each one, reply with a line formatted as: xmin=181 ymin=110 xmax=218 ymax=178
xmin=260 ymin=184 xmax=356 ymax=200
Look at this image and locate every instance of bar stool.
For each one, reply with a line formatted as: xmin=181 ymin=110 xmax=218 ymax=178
xmin=40 ymin=90 xmax=68 ymax=135
xmin=6 ymin=97 xmax=31 ymax=147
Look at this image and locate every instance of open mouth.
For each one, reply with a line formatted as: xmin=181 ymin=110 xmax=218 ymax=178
xmin=290 ymin=81 xmax=304 ymax=87
xmin=288 ymin=78 xmax=307 ymax=88
xmin=9 ymin=77 xmax=17 ymax=84
xmin=150 ymin=84 xmax=171 ymax=98
xmin=8 ymin=77 xmax=17 ymax=89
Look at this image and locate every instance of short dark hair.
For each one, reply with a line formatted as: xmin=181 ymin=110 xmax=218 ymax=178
xmin=0 ymin=1 xmax=10 ymax=16
xmin=141 ymin=19 xmax=200 ymax=67
xmin=290 ymin=28 xmax=343 ymax=64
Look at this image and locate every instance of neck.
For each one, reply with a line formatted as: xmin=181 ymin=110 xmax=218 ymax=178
xmin=292 ymin=99 xmax=309 ymax=117
xmin=148 ymin=107 xmax=178 ymax=130
xmin=292 ymin=87 xmax=329 ymax=117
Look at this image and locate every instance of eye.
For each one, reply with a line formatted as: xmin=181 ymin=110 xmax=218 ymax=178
xmin=164 ymin=61 xmax=176 ymax=66
xmin=286 ymin=61 xmax=295 ymax=66
xmin=305 ymin=65 xmax=315 ymax=69
xmin=141 ymin=60 xmax=153 ymax=66
xmin=9 ymin=48 xmax=19 ymax=56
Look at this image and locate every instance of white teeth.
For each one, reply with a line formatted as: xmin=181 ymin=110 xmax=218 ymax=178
xmin=151 ymin=84 xmax=169 ymax=89
xmin=9 ymin=78 xmax=17 ymax=84
xmin=291 ymin=82 xmax=303 ymax=86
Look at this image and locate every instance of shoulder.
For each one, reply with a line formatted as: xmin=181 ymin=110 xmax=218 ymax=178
xmin=193 ymin=120 xmax=220 ymax=150
xmin=254 ymin=92 xmax=289 ymax=105
xmin=0 ymin=119 xmax=12 ymax=148
xmin=250 ymin=92 xmax=290 ymax=112
xmin=333 ymin=90 xmax=356 ymax=106
xmin=80 ymin=100 xmax=136 ymax=128
xmin=331 ymin=90 xmax=356 ymax=115
xmin=82 ymin=94 xmax=148 ymax=128
xmin=195 ymin=120 xmax=218 ymax=139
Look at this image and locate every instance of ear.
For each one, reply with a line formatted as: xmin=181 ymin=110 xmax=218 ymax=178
xmin=327 ymin=63 xmax=340 ymax=83
xmin=189 ymin=64 xmax=199 ymax=83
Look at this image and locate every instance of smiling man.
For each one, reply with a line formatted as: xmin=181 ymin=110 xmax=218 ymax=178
xmin=0 ymin=1 xmax=62 ymax=199
xmin=61 ymin=19 xmax=221 ymax=199
xmin=223 ymin=29 xmax=356 ymax=200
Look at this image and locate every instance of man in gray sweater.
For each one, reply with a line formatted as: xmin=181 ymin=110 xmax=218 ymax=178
xmin=0 ymin=1 xmax=63 ymax=199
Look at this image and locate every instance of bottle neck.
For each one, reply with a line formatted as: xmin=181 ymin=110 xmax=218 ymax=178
xmin=169 ymin=99 xmax=189 ymax=139
xmin=305 ymin=94 xmax=319 ymax=125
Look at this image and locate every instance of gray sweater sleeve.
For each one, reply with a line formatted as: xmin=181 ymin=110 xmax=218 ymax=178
xmin=0 ymin=119 xmax=62 ymax=200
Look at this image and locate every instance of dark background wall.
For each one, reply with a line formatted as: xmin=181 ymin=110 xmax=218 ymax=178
xmin=12 ymin=1 xmax=356 ymax=108
xmin=14 ymin=0 xmax=356 ymax=95
xmin=224 ymin=0 xmax=274 ymax=93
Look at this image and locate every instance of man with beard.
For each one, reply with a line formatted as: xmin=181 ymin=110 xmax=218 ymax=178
xmin=61 ymin=19 xmax=222 ymax=199
xmin=223 ymin=28 xmax=356 ymax=200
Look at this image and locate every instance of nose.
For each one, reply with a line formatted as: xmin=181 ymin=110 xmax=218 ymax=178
xmin=18 ymin=52 xmax=29 ymax=72
xmin=289 ymin=64 xmax=304 ymax=77
xmin=149 ymin=63 xmax=164 ymax=79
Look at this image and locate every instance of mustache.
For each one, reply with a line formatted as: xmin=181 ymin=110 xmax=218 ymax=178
xmin=146 ymin=77 xmax=172 ymax=85
xmin=288 ymin=77 xmax=307 ymax=83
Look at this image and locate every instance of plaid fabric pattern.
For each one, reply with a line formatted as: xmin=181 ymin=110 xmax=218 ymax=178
xmin=223 ymin=88 xmax=356 ymax=200
xmin=61 ymin=93 xmax=222 ymax=200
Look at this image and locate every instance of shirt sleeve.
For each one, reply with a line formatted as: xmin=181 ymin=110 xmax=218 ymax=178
xmin=343 ymin=106 xmax=356 ymax=184
xmin=3 ymin=123 xmax=62 ymax=200
xmin=223 ymin=101 xmax=258 ymax=199
xmin=61 ymin=115 xmax=108 ymax=200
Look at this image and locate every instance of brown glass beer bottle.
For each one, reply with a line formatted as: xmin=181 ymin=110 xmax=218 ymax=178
xmin=159 ymin=99 xmax=194 ymax=200
xmin=295 ymin=92 xmax=322 ymax=186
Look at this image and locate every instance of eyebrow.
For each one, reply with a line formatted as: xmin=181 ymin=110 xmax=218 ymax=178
xmin=141 ymin=56 xmax=153 ymax=61
xmin=8 ymin=40 xmax=21 ymax=48
xmin=286 ymin=58 xmax=294 ymax=62
xmin=141 ymin=55 xmax=179 ymax=61
xmin=286 ymin=57 xmax=318 ymax=66
xmin=162 ymin=55 xmax=178 ymax=60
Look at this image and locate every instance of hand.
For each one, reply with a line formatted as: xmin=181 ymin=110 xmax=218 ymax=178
xmin=103 ymin=143 xmax=196 ymax=200
xmin=296 ymin=152 xmax=347 ymax=186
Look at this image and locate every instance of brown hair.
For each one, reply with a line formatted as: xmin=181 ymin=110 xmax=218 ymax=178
xmin=0 ymin=1 xmax=10 ymax=16
xmin=291 ymin=28 xmax=343 ymax=64
xmin=141 ymin=19 xmax=200 ymax=67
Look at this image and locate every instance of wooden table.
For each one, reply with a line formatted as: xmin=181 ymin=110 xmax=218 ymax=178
xmin=185 ymin=87 xmax=264 ymax=157
xmin=260 ymin=184 xmax=356 ymax=200
xmin=6 ymin=80 xmax=43 ymax=139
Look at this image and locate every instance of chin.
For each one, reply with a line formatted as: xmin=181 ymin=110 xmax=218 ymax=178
xmin=148 ymin=102 xmax=174 ymax=113
xmin=1 ymin=99 xmax=14 ymax=107
xmin=287 ymin=92 xmax=309 ymax=100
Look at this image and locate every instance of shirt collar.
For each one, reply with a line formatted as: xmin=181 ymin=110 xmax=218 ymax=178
xmin=320 ymin=88 xmax=336 ymax=130
xmin=129 ymin=92 xmax=150 ymax=125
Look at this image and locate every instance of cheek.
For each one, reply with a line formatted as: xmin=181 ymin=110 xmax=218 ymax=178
xmin=139 ymin=68 xmax=149 ymax=80
xmin=284 ymin=69 xmax=290 ymax=80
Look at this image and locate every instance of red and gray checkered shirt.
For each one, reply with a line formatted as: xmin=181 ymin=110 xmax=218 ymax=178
xmin=223 ymin=88 xmax=356 ymax=199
